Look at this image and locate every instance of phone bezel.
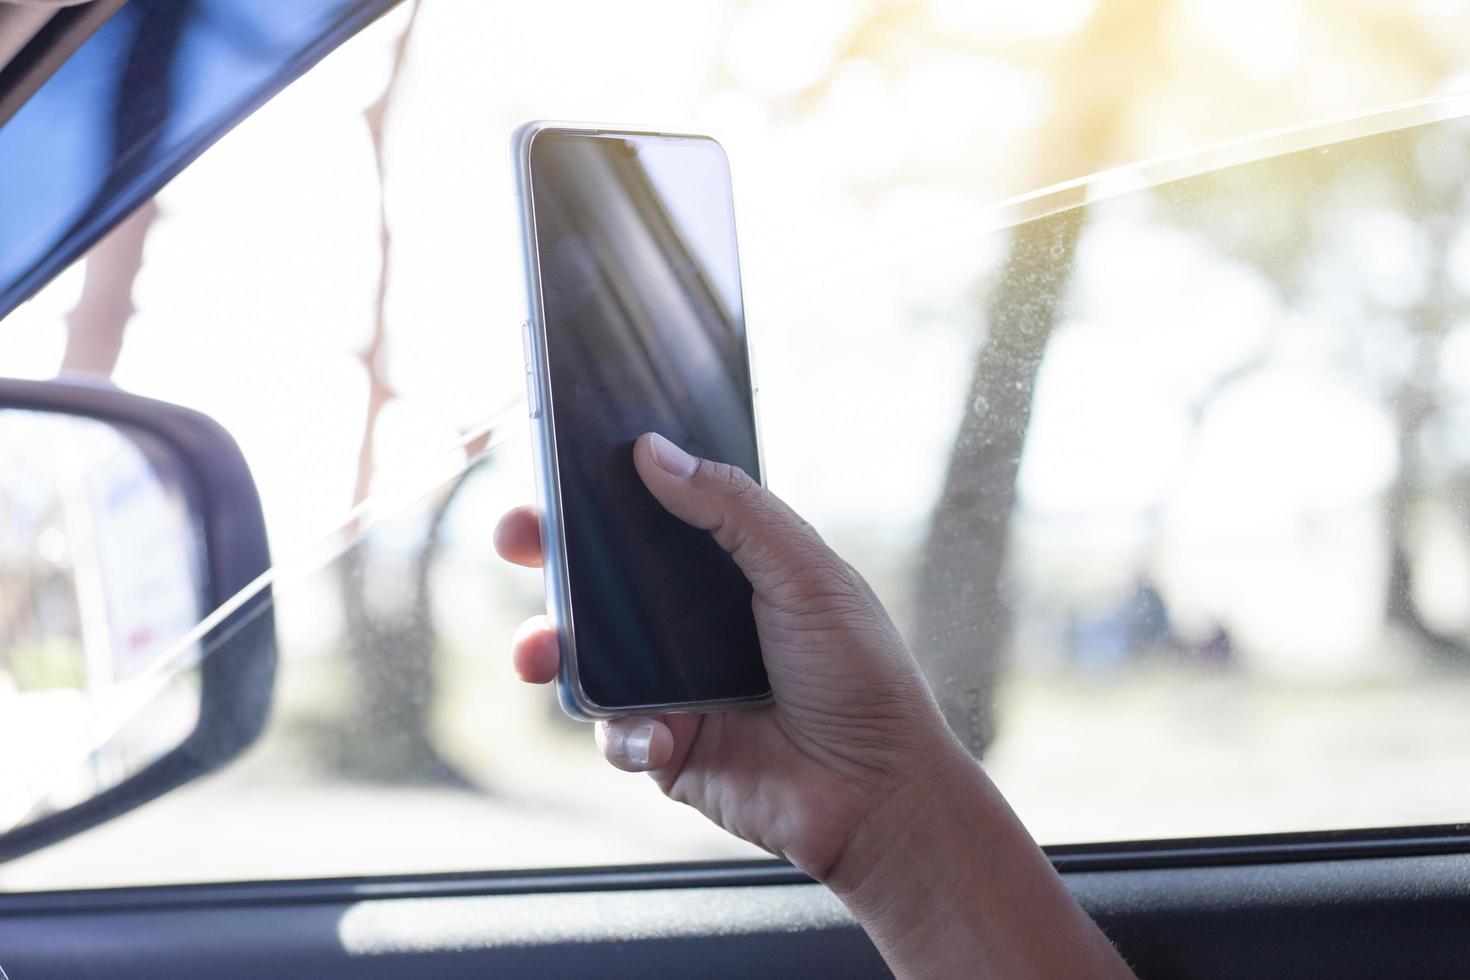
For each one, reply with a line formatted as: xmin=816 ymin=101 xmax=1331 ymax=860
xmin=511 ymin=120 xmax=773 ymax=720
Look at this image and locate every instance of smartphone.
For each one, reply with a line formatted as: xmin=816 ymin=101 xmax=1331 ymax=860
xmin=511 ymin=122 xmax=772 ymax=720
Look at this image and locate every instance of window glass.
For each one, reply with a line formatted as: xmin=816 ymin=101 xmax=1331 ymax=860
xmin=3 ymin=1 xmax=1470 ymax=888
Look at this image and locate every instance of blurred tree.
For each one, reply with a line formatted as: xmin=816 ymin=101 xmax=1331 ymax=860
xmin=1168 ymin=118 xmax=1470 ymax=663
xmin=60 ymin=200 xmax=157 ymax=377
xmin=61 ymin=0 xmax=193 ymax=377
xmin=330 ymin=0 xmax=478 ymax=785
xmin=900 ymin=0 xmax=1470 ymax=749
xmin=1148 ymin=3 xmax=1470 ymax=665
xmin=910 ymin=0 xmax=1172 ymax=755
xmin=913 ymin=211 xmax=1081 ymax=753
xmin=1383 ymin=133 xmax=1470 ymax=662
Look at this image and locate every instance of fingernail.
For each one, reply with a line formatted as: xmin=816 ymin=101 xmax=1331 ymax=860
xmin=648 ymin=433 xmax=698 ymax=478
xmin=625 ymin=725 xmax=655 ymax=767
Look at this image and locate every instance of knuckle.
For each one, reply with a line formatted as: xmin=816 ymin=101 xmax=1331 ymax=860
xmin=701 ymin=459 xmax=757 ymax=499
xmin=826 ymin=555 xmax=865 ymax=593
xmin=819 ymin=557 xmax=870 ymax=605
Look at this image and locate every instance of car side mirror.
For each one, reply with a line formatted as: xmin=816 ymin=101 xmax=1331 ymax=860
xmin=0 ymin=378 xmax=275 ymax=862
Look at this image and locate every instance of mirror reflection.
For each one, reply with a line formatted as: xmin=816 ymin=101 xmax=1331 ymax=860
xmin=0 ymin=409 xmax=205 ymax=830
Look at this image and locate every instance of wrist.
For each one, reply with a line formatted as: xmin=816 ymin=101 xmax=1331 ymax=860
xmin=821 ymin=731 xmax=986 ymax=907
xmin=820 ymin=733 xmax=1133 ymax=979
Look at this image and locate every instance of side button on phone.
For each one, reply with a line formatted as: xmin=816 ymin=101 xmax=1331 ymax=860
xmin=525 ymin=368 xmax=542 ymax=419
xmin=520 ymin=320 xmax=541 ymax=418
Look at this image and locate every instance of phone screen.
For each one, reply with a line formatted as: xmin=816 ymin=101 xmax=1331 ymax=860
xmin=527 ymin=131 xmax=769 ymax=710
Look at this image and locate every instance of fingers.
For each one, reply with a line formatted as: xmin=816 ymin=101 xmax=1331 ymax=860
xmin=493 ymin=505 xmax=543 ymax=568
xmin=500 ymin=509 xmax=554 ymax=684
xmin=633 ymin=432 xmax=834 ymax=599
xmin=595 ymin=716 xmax=675 ymax=772
xmin=511 ymin=615 xmax=559 ymax=683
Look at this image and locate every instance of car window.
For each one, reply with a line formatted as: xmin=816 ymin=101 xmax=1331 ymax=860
xmin=3 ymin=2 xmax=1470 ymax=889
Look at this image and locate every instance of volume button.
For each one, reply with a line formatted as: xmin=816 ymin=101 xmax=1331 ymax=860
xmin=525 ymin=367 xmax=542 ymax=419
xmin=521 ymin=318 xmax=542 ymax=418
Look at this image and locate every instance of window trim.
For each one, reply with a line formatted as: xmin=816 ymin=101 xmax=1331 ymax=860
xmin=2 ymin=823 xmax=1467 ymax=912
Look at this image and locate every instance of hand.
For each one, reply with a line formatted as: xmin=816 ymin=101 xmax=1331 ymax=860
xmin=494 ymin=432 xmax=959 ymax=882
xmin=495 ymin=432 xmax=1133 ymax=978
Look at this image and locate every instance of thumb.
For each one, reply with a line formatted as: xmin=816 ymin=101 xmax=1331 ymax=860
xmin=633 ymin=432 xmax=840 ymax=602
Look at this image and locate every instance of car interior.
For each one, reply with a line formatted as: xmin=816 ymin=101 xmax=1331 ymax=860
xmin=2 ymin=0 xmax=1469 ymax=977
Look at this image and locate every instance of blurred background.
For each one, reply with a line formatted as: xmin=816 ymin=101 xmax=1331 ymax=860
xmin=2 ymin=0 xmax=1470 ymax=888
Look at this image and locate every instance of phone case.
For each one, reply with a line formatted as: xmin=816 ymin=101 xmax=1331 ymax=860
xmin=509 ymin=120 xmax=773 ymax=721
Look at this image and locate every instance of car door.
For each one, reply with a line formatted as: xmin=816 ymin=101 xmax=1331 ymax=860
xmin=3 ymin=2 xmax=1470 ymax=977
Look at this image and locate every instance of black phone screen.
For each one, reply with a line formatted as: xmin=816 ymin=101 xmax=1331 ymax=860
xmin=527 ymin=131 xmax=769 ymax=710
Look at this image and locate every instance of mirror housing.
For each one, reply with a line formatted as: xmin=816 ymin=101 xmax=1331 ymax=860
xmin=0 ymin=377 xmax=274 ymax=862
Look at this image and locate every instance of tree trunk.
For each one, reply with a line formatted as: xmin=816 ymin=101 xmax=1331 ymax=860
xmin=1382 ymin=160 xmax=1469 ymax=664
xmin=911 ymin=209 xmax=1083 ymax=755
xmin=907 ymin=0 xmax=1169 ymax=757
xmin=334 ymin=468 xmax=479 ymax=786
xmin=1384 ymin=337 xmax=1468 ymax=663
xmin=61 ymin=199 xmax=158 ymax=377
xmin=329 ymin=0 xmax=464 ymax=784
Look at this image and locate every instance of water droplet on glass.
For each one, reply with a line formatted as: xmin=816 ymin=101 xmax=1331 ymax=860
xmin=972 ymin=395 xmax=989 ymax=416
